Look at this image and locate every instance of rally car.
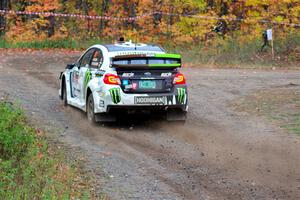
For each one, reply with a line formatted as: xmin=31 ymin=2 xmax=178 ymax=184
xmin=59 ymin=41 xmax=188 ymax=122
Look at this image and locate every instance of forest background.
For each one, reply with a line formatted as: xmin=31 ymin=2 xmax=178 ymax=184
xmin=0 ymin=0 xmax=299 ymax=67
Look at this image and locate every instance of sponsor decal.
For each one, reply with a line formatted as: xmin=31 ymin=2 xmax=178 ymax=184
xmin=99 ymin=100 xmax=105 ymax=107
xmin=132 ymin=83 xmax=138 ymax=90
xmin=177 ymin=88 xmax=186 ymax=104
xmin=95 ymin=70 xmax=105 ymax=77
xmin=109 ymin=88 xmax=121 ymax=104
xmin=122 ymin=79 xmax=129 ymax=85
xmin=84 ymin=69 xmax=92 ymax=87
xmin=125 ymin=84 xmax=133 ymax=89
xmin=135 ymin=96 xmax=167 ymax=105
xmin=97 ymin=91 xmax=105 ymax=97
xmin=161 ymin=72 xmax=172 ymax=77
xmin=122 ymin=72 xmax=134 ymax=77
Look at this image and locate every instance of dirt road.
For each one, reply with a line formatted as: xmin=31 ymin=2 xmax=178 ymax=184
xmin=0 ymin=50 xmax=299 ymax=200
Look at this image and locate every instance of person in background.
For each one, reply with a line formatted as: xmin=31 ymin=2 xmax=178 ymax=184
xmin=261 ymin=30 xmax=271 ymax=51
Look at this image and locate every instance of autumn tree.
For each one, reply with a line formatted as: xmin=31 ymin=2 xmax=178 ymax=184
xmin=1 ymin=0 xmax=299 ymax=45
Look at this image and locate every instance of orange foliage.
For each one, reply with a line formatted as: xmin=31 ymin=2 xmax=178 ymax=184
xmin=3 ymin=0 xmax=300 ymax=44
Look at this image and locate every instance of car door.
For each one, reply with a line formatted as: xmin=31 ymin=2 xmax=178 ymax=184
xmin=71 ymin=48 xmax=94 ymax=101
xmin=80 ymin=49 xmax=104 ymax=101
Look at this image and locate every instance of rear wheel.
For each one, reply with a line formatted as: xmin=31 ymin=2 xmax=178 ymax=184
xmin=87 ymin=94 xmax=97 ymax=124
xmin=63 ymin=82 xmax=68 ymax=106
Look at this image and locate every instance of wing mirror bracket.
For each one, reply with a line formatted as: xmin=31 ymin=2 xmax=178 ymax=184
xmin=66 ymin=63 xmax=76 ymax=70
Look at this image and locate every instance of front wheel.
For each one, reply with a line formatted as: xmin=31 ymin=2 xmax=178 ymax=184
xmin=87 ymin=94 xmax=97 ymax=124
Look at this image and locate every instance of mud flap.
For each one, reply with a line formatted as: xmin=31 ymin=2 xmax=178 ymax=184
xmin=166 ymin=110 xmax=187 ymax=121
xmin=95 ymin=113 xmax=116 ymax=122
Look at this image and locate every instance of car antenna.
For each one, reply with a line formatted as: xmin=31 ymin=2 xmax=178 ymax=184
xmin=134 ymin=28 xmax=138 ymax=50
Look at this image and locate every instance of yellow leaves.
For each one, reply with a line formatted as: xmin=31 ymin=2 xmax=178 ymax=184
xmin=177 ymin=0 xmax=206 ymax=11
xmin=247 ymin=10 xmax=261 ymax=17
xmin=26 ymin=0 xmax=61 ymax=12
xmin=274 ymin=16 xmax=284 ymax=22
xmin=245 ymin=0 xmax=269 ymax=7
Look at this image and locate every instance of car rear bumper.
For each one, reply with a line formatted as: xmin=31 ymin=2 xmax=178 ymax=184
xmin=94 ymin=86 xmax=188 ymax=113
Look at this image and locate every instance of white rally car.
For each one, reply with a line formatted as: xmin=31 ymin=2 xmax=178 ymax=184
xmin=59 ymin=41 xmax=188 ymax=122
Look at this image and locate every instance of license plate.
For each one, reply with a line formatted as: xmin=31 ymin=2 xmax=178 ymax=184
xmin=135 ymin=96 xmax=167 ymax=105
xmin=139 ymin=80 xmax=156 ymax=89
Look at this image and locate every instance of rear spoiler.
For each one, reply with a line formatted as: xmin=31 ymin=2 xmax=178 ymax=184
xmin=111 ymin=53 xmax=182 ymax=69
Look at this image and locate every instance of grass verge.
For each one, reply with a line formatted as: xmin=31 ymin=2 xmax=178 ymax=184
xmin=171 ymin=32 xmax=300 ymax=69
xmin=233 ymin=87 xmax=300 ymax=135
xmin=0 ymin=38 xmax=105 ymax=49
xmin=0 ymin=101 xmax=100 ymax=199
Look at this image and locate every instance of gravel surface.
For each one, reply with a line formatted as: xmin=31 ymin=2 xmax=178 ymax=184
xmin=0 ymin=50 xmax=299 ymax=200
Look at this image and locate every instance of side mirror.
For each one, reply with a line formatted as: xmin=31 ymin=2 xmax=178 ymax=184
xmin=66 ymin=63 xmax=75 ymax=70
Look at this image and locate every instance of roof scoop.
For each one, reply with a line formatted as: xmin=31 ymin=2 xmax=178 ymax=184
xmin=115 ymin=40 xmax=147 ymax=48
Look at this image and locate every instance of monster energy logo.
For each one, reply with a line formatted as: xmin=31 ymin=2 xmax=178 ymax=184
xmin=177 ymin=88 xmax=186 ymax=104
xmin=84 ymin=69 xmax=92 ymax=87
xmin=109 ymin=88 xmax=121 ymax=104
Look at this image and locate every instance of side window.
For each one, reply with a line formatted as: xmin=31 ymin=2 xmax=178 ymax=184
xmin=79 ymin=49 xmax=94 ymax=68
xmin=90 ymin=50 xmax=103 ymax=69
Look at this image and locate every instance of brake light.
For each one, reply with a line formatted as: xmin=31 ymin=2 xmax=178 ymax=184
xmin=104 ymin=74 xmax=121 ymax=85
xmin=173 ymin=73 xmax=186 ymax=85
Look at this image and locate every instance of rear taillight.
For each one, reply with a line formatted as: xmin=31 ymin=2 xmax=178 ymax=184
xmin=173 ymin=73 xmax=186 ymax=85
xmin=103 ymin=74 xmax=121 ymax=85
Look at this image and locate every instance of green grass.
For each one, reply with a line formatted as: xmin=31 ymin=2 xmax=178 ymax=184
xmin=281 ymin=113 xmax=300 ymax=135
xmin=0 ymin=38 xmax=106 ymax=49
xmin=0 ymin=101 xmax=97 ymax=199
xmin=234 ymin=89 xmax=300 ymax=136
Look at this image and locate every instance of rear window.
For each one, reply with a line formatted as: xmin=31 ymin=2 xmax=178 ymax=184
xmin=131 ymin=59 xmax=147 ymax=65
xmin=148 ymin=59 xmax=164 ymax=64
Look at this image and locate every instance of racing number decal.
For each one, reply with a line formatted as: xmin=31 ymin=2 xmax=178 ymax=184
xmin=109 ymin=88 xmax=121 ymax=104
xmin=84 ymin=69 xmax=92 ymax=88
xmin=177 ymin=88 xmax=186 ymax=104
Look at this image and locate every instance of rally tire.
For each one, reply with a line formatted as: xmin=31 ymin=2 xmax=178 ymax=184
xmin=87 ymin=94 xmax=97 ymax=124
xmin=63 ymin=81 xmax=68 ymax=106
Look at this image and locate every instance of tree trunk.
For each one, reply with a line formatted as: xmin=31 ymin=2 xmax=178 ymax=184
xmin=47 ymin=16 xmax=55 ymax=37
xmin=0 ymin=0 xmax=8 ymax=36
xmin=81 ymin=0 xmax=90 ymax=34
xmin=207 ymin=0 xmax=214 ymax=8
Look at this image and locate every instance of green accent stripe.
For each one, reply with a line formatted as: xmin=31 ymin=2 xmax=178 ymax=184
xmin=155 ymin=53 xmax=181 ymax=59
xmin=118 ymin=88 xmax=121 ymax=102
xmin=149 ymin=63 xmax=181 ymax=68
xmin=114 ymin=89 xmax=117 ymax=103
xmin=112 ymin=89 xmax=115 ymax=103
xmin=109 ymin=89 xmax=113 ymax=103
xmin=113 ymin=89 xmax=117 ymax=103
xmin=181 ymin=88 xmax=184 ymax=103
